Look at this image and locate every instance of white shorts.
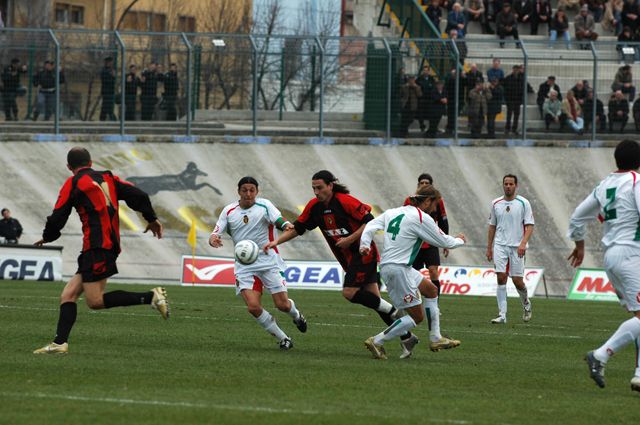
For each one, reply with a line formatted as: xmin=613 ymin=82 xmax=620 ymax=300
xmin=604 ymin=245 xmax=640 ymax=312
xmin=493 ymin=244 xmax=525 ymax=277
xmin=380 ymin=264 xmax=423 ymax=309
xmin=235 ymin=267 xmax=287 ymax=296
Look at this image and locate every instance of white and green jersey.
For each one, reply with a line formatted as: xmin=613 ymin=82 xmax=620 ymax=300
xmin=212 ymin=198 xmax=289 ymax=272
xmin=360 ymin=205 xmax=465 ymax=266
xmin=568 ymin=170 xmax=640 ymax=249
xmin=488 ymin=195 xmax=534 ymax=247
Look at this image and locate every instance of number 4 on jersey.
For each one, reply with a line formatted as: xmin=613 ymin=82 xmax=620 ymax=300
xmin=387 ymin=214 xmax=405 ymax=240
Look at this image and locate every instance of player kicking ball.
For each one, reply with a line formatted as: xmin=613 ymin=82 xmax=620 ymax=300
xmin=568 ymin=140 xmax=640 ymax=392
xmin=209 ymin=177 xmax=307 ymax=350
xmin=359 ymin=185 xmax=466 ymax=359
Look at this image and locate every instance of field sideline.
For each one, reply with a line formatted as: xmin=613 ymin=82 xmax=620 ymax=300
xmin=1 ymin=280 xmax=637 ymax=425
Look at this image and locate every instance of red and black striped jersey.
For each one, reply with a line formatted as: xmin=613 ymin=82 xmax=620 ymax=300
xmin=294 ymin=192 xmax=378 ymax=270
xmin=42 ymin=167 xmax=157 ymax=252
xmin=403 ymin=197 xmax=449 ymax=248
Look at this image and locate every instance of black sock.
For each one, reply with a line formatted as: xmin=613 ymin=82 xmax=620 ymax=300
xmin=53 ymin=302 xmax=77 ymax=345
xmin=349 ymin=289 xmax=382 ymax=310
xmin=432 ymin=280 xmax=441 ymax=297
xmin=376 ymin=310 xmax=394 ymax=325
xmin=103 ymin=290 xmax=152 ymax=309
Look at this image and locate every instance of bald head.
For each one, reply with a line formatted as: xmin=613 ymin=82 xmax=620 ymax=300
xmin=67 ymin=147 xmax=92 ymax=170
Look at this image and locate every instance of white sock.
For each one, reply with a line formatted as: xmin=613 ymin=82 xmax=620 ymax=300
xmin=255 ymin=309 xmax=287 ymax=341
xmin=424 ymin=297 xmax=441 ymax=342
xmin=373 ymin=315 xmax=417 ymax=345
xmin=636 ymin=336 xmax=640 ymax=377
xmin=377 ymin=298 xmax=393 ymax=314
xmin=286 ymin=298 xmax=300 ymax=320
xmin=496 ymin=285 xmax=507 ymax=318
xmin=516 ymin=286 xmax=530 ymax=308
xmin=594 ymin=317 xmax=640 ymax=363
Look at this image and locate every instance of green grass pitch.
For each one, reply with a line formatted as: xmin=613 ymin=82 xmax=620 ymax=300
xmin=1 ymin=280 xmax=638 ymax=425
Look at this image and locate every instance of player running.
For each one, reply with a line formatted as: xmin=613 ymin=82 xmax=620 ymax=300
xmin=264 ymin=170 xmax=416 ymax=353
xmin=568 ymin=140 xmax=640 ymax=392
xmin=209 ymin=177 xmax=307 ymax=351
xmin=486 ymin=174 xmax=535 ymax=324
xmin=359 ymin=185 xmax=465 ymax=359
xmin=33 ymin=147 xmax=167 ymax=355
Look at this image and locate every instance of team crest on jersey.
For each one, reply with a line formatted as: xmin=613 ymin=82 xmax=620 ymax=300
xmin=243 ymin=215 xmax=249 ymax=224
xmin=327 ymin=217 xmax=333 ymax=225
xmin=403 ymin=294 xmax=415 ymax=304
xmin=506 ymin=206 xmax=511 ymax=212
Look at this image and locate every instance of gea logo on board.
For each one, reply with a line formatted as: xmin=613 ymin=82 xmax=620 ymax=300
xmin=0 ymin=258 xmax=57 ymax=281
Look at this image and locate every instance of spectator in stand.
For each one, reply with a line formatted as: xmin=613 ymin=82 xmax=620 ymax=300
xmin=496 ymin=2 xmax=519 ymax=48
xmin=531 ymin=0 xmax=552 ymax=35
xmin=575 ymin=5 xmax=599 ymax=48
xmin=602 ymin=0 xmax=623 ymax=34
xmin=633 ymin=94 xmax=640 ymax=130
xmin=1 ymin=58 xmax=27 ymax=121
xmin=400 ymin=75 xmax=423 ymax=137
xmin=163 ymin=63 xmax=179 ymax=121
xmin=513 ymin=0 xmax=534 ymax=26
xmin=486 ymin=58 xmax=505 ymax=83
xmin=446 ymin=67 xmax=466 ymax=134
xmin=583 ymin=89 xmax=607 ymax=132
xmin=586 ymin=0 xmax=606 ymax=22
xmin=503 ymin=65 xmax=528 ymax=135
xmin=558 ymin=0 xmax=581 ymax=12
xmin=562 ymin=90 xmax=585 ymax=134
xmin=608 ymin=90 xmax=630 ymax=132
xmin=571 ymin=80 xmax=589 ymax=106
xmin=484 ymin=0 xmax=502 ymax=33
xmin=466 ymin=63 xmax=484 ymax=98
xmin=621 ymin=0 xmax=640 ymax=33
xmin=468 ymin=81 xmax=492 ymax=138
xmin=465 ymin=0 xmax=492 ymax=34
xmin=617 ymin=26 xmax=638 ymax=61
xmin=612 ymin=65 xmax=636 ymax=100
xmin=447 ymin=3 xmax=467 ymax=37
xmin=450 ymin=29 xmax=468 ymax=65
xmin=125 ymin=65 xmax=140 ymax=121
xmin=543 ymin=90 xmax=564 ymax=131
xmin=0 ymin=208 xmax=23 ymax=244
xmin=416 ymin=65 xmax=436 ymax=133
xmin=426 ymin=80 xmax=448 ymax=138
xmin=32 ymin=60 xmax=65 ymax=121
xmin=537 ymin=76 xmax=562 ymax=118
xmin=427 ymin=0 xmax=443 ymax=32
xmin=487 ymin=77 xmax=504 ymax=138
xmin=550 ymin=7 xmax=572 ymax=49
xmin=100 ymin=57 xmax=116 ymax=121
xmin=139 ymin=62 xmax=163 ymax=121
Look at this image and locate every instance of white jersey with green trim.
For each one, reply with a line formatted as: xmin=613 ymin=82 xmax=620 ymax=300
xmin=488 ymin=195 xmax=534 ymax=247
xmin=360 ymin=205 xmax=465 ymax=266
xmin=568 ymin=170 xmax=640 ymax=249
xmin=212 ymin=198 xmax=286 ymax=272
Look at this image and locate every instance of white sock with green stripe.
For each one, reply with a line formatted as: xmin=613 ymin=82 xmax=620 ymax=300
xmin=497 ymin=284 xmax=507 ymax=318
xmin=255 ymin=309 xmax=287 ymax=341
xmin=373 ymin=315 xmax=416 ymax=345
xmin=424 ymin=297 xmax=442 ymax=342
xmin=594 ymin=317 xmax=640 ymax=363
xmin=287 ymin=298 xmax=300 ymax=319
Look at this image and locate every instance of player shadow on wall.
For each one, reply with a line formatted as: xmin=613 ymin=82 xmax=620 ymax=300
xmin=126 ymin=162 xmax=222 ymax=196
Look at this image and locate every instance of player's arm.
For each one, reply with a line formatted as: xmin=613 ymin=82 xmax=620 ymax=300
xmin=209 ymin=209 xmax=229 ymax=248
xmin=517 ymin=199 xmax=535 ymax=257
xmin=567 ymin=192 xmax=600 ymax=267
xmin=265 ymin=200 xmax=294 ymax=231
xmin=114 ymin=175 xmax=162 ymax=238
xmin=438 ymin=199 xmax=450 ymax=257
xmin=336 ymin=195 xmax=374 ymax=249
xmin=36 ymin=179 xmax=74 ymax=246
xmin=265 ymin=200 xmax=315 ymax=252
xmin=486 ymin=202 xmax=497 ymax=261
xmin=416 ymin=218 xmax=465 ymax=250
xmin=359 ymin=214 xmax=385 ymax=256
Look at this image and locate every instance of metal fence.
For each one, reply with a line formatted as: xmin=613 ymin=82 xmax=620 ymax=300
xmin=0 ymin=28 xmax=638 ymax=143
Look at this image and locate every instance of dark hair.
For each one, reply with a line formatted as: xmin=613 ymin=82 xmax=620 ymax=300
xmin=67 ymin=147 xmax=91 ymax=169
xmin=1 ymin=208 xmax=8 ymax=214
xmin=503 ymin=174 xmax=518 ymax=185
xmin=237 ymin=176 xmax=259 ymax=189
xmin=170 ymin=63 xmax=177 ymax=67
xmin=312 ymin=170 xmax=350 ymax=194
xmin=408 ymin=184 xmax=441 ymax=206
xmin=417 ymin=173 xmax=433 ymax=184
xmin=129 ymin=65 xmax=136 ymax=70
xmin=615 ymin=140 xmax=640 ymax=170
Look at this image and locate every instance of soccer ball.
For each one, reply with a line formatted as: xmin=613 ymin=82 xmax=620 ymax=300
xmin=234 ymin=240 xmax=259 ymax=265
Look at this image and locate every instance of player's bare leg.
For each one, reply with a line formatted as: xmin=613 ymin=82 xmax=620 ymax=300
xmin=272 ymin=291 xmax=307 ymax=333
xmin=512 ymin=276 xmax=532 ymax=322
xmin=242 ymin=289 xmax=291 ymax=350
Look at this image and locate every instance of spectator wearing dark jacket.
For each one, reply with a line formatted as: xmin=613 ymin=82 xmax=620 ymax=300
xmin=0 ymin=208 xmax=22 ymax=244
xmin=100 ymin=57 xmax=116 ymax=121
xmin=633 ymin=94 xmax=640 ymax=130
xmin=32 ymin=60 xmax=65 ymax=121
xmin=487 ymin=77 xmax=504 ymax=138
xmin=621 ymin=0 xmax=640 ymax=32
xmin=427 ymin=0 xmax=443 ymax=30
xmin=400 ymin=75 xmax=423 ymax=137
xmin=416 ymin=65 xmax=436 ymax=132
xmin=536 ymin=76 xmax=562 ymax=117
xmin=163 ymin=63 xmax=179 ymax=121
xmin=502 ymin=64 xmax=533 ymax=134
xmin=496 ymin=2 xmax=519 ymax=47
xmin=447 ymin=3 xmax=466 ymax=37
xmin=583 ymin=90 xmax=606 ymax=131
xmin=513 ymin=0 xmax=534 ymax=25
xmin=611 ymin=64 xmax=635 ymax=100
xmin=139 ymin=62 xmax=163 ymax=121
xmin=549 ymin=7 xmax=572 ymax=49
xmin=571 ymin=80 xmax=589 ymax=107
xmin=531 ymin=0 xmax=552 ymax=35
xmin=125 ymin=65 xmax=140 ymax=121
xmin=608 ymin=90 xmax=629 ymax=132
xmin=426 ymin=81 xmax=448 ymax=137
xmin=1 ymin=58 xmax=27 ymax=121
xmin=466 ymin=63 xmax=484 ymax=98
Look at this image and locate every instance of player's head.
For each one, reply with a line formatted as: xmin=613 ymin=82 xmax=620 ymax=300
xmin=410 ymin=184 xmax=441 ymax=214
xmin=237 ymin=176 xmax=259 ymax=207
xmin=66 ymin=147 xmax=92 ymax=173
xmin=614 ymin=140 xmax=640 ymax=170
xmin=312 ymin=170 xmax=349 ymax=203
xmin=417 ymin=173 xmax=433 ymax=188
xmin=502 ymin=174 xmax=518 ymax=197
xmin=1 ymin=208 xmax=10 ymax=219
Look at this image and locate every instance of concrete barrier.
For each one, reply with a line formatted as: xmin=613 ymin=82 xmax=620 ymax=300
xmin=0 ymin=141 xmax=615 ymax=295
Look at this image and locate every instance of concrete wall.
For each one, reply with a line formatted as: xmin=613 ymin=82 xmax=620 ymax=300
xmin=0 ymin=142 xmax=614 ymax=295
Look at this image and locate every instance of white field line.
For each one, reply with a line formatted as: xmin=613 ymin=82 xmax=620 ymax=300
xmin=0 ymin=303 xmax=588 ymax=339
xmin=0 ymin=391 xmax=476 ymax=424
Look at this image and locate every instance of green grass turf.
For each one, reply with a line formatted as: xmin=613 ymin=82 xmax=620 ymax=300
xmin=0 ymin=280 xmax=638 ymax=425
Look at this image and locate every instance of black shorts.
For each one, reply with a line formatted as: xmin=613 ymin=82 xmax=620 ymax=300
xmin=411 ymin=246 xmax=440 ymax=270
xmin=344 ymin=261 xmax=379 ymax=288
xmin=76 ymin=249 xmax=119 ymax=282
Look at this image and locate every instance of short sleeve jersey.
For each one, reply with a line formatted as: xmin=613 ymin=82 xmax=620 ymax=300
xmin=360 ymin=205 xmax=464 ymax=266
xmin=294 ymin=192 xmax=378 ymax=270
xmin=212 ymin=198 xmax=285 ymax=272
xmin=488 ymin=195 xmax=535 ymax=247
